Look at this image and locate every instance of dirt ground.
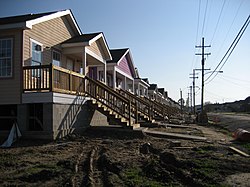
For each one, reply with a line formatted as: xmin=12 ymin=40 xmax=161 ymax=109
xmin=208 ymin=112 xmax=250 ymax=132
xmin=1 ymin=114 xmax=250 ymax=187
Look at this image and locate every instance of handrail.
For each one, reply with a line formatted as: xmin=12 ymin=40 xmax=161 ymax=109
xmin=154 ymin=98 xmax=180 ymax=115
xmin=23 ymin=65 xmax=134 ymax=126
xmin=84 ymin=76 xmax=132 ymax=126
xmin=142 ymin=96 xmax=179 ymax=117
xmin=23 ymin=64 xmax=51 ymax=70
xmin=23 ymin=65 xmax=181 ymax=125
xmin=117 ymin=89 xmax=153 ymax=122
xmin=23 ymin=64 xmax=52 ymax=91
xmin=23 ymin=64 xmax=86 ymax=94
xmin=86 ymin=77 xmax=128 ymax=103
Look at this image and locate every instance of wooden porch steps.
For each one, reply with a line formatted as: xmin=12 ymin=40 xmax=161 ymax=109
xmin=88 ymin=100 xmax=139 ymax=129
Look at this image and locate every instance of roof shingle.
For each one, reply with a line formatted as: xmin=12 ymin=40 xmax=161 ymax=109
xmin=62 ymin=32 xmax=101 ymax=44
xmin=149 ymin=84 xmax=157 ymax=90
xmin=0 ymin=11 xmax=57 ymax=25
xmin=107 ymin=48 xmax=128 ymax=64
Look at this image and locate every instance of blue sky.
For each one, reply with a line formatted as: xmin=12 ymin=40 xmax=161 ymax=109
xmin=1 ymin=0 xmax=250 ymax=104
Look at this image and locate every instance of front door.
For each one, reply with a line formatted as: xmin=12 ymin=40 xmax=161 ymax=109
xmin=89 ymin=67 xmax=97 ymax=80
xmin=66 ymin=58 xmax=74 ymax=71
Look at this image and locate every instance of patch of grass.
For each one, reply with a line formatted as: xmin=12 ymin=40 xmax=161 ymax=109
xmin=0 ymin=153 xmax=17 ymax=167
xmin=239 ymin=142 xmax=250 ymax=152
xmin=25 ymin=163 xmax=63 ymax=174
xmin=194 ymin=146 xmax=217 ymax=154
xmin=189 ymin=158 xmax=222 ymax=186
xmin=123 ymin=167 xmax=166 ymax=187
xmin=19 ymin=163 xmax=63 ymax=183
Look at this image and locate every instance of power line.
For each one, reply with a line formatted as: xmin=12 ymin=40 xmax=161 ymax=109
xmin=210 ymin=0 xmax=226 ymax=45
xmin=203 ymin=0 xmax=213 ymax=38
xmin=201 ymin=0 xmax=209 ymax=37
xmin=217 ymin=18 xmax=250 ymax=71
xmin=204 ymin=89 xmax=233 ymax=101
xmin=196 ymin=0 xmax=201 ymax=45
xmin=217 ymin=76 xmax=250 ymax=90
xmin=190 ymin=0 xmax=202 ymax=72
xmin=219 ymin=74 xmax=250 ymax=83
xmin=212 ymin=0 xmax=244 ymax=63
xmin=205 ymin=14 xmax=250 ymax=84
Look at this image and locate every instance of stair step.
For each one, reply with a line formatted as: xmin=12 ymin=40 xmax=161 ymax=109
xmin=130 ymin=123 xmax=140 ymax=129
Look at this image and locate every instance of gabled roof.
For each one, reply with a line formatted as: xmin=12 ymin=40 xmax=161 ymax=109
xmin=107 ymin=48 xmax=136 ymax=78
xmin=149 ymin=84 xmax=158 ymax=91
xmin=142 ymin=78 xmax=149 ymax=84
xmin=0 ymin=9 xmax=81 ymax=34
xmin=135 ymin=68 xmax=140 ymax=78
xmin=61 ymin=32 xmax=112 ymax=60
xmin=165 ymin=91 xmax=168 ymax=98
xmin=107 ymin=48 xmax=129 ymax=64
xmin=0 ymin=11 xmax=57 ymax=24
xmin=158 ymin=88 xmax=165 ymax=95
xmin=62 ymin=32 xmax=101 ymax=44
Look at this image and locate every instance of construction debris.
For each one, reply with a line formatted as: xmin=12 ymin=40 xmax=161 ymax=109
xmin=143 ymin=129 xmax=207 ymax=141
xmin=1 ymin=123 xmax=21 ymax=148
xmin=233 ymin=128 xmax=250 ymax=142
xmin=229 ymin=146 xmax=249 ymax=157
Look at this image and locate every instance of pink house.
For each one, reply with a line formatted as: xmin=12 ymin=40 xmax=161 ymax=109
xmin=106 ymin=48 xmax=136 ymax=92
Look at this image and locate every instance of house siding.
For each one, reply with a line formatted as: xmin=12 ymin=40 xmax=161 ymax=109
xmin=87 ymin=40 xmax=105 ymax=60
xmin=0 ymin=29 xmax=22 ymax=104
xmin=23 ymin=16 xmax=77 ymax=66
xmin=117 ymin=56 xmax=132 ymax=76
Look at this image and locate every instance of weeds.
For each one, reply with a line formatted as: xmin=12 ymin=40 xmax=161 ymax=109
xmin=123 ymin=167 xmax=166 ymax=187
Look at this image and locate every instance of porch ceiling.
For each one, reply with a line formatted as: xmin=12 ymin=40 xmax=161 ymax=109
xmin=106 ymin=70 xmax=133 ymax=82
xmin=62 ymin=46 xmax=104 ymax=66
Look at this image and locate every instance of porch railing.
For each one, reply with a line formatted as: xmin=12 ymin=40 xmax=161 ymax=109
xmin=117 ymin=89 xmax=154 ymax=122
xmin=142 ymin=96 xmax=180 ymax=118
xmin=23 ymin=64 xmax=84 ymax=94
xmin=23 ymin=65 xmax=179 ymax=126
xmin=84 ymin=76 xmax=132 ymax=125
xmin=23 ymin=65 xmax=133 ymax=126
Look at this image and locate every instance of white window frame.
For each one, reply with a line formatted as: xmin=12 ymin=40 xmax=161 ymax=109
xmin=30 ymin=39 xmax=43 ymax=78
xmin=0 ymin=38 xmax=13 ymax=78
xmin=30 ymin=39 xmax=43 ymax=66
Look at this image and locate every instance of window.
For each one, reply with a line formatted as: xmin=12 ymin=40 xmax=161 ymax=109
xmin=31 ymin=40 xmax=42 ymax=77
xmin=52 ymin=51 xmax=61 ymax=67
xmin=53 ymin=51 xmax=61 ymax=86
xmin=0 ymin=38 xmax=12 ymax=77
xmin=99 ymin=71 xmax=104 ymax=81
xmin=31 ymin=41 xmax=42 ymax=66
xmin=66 ymin=58 xmax=73 ymax=70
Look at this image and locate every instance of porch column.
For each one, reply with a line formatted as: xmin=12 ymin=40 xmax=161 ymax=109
xmin=124 ymin=76 xmax=127 ymax=90
xmin=132 ymin=79 xmax=134 ymax=93
xmin=113 ymin=67 xmax=116 ymax=89
xmin=82 ymin=47 xmax=86 ymax=75
xmin=138 ymin=83 xmax=140 ymax=96
xmin=103 ymin=61 xmax=107 ymax=84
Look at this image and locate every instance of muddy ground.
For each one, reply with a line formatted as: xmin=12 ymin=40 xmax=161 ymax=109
xmin=1 ymin=114 xmax=250 ymax=187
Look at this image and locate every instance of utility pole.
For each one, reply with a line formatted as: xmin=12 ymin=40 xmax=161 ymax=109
xmin=195 ymin=37 xmax=211 ymax=120
xmin=190 ymin=70 xmax=198 ymax=114
xmin=187 ymin=86 xmax=192 ymax=112
xmin=189 ymin=86 xmax=192 ymax=113
xmin=180 ymin=89 xmax=183 ymax=113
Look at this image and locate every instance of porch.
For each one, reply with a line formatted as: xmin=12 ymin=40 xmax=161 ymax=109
xmin=23 ymin=64 xmax=85 ymax=95
xmin=22 ymin=64 xmax=139 ymax=124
